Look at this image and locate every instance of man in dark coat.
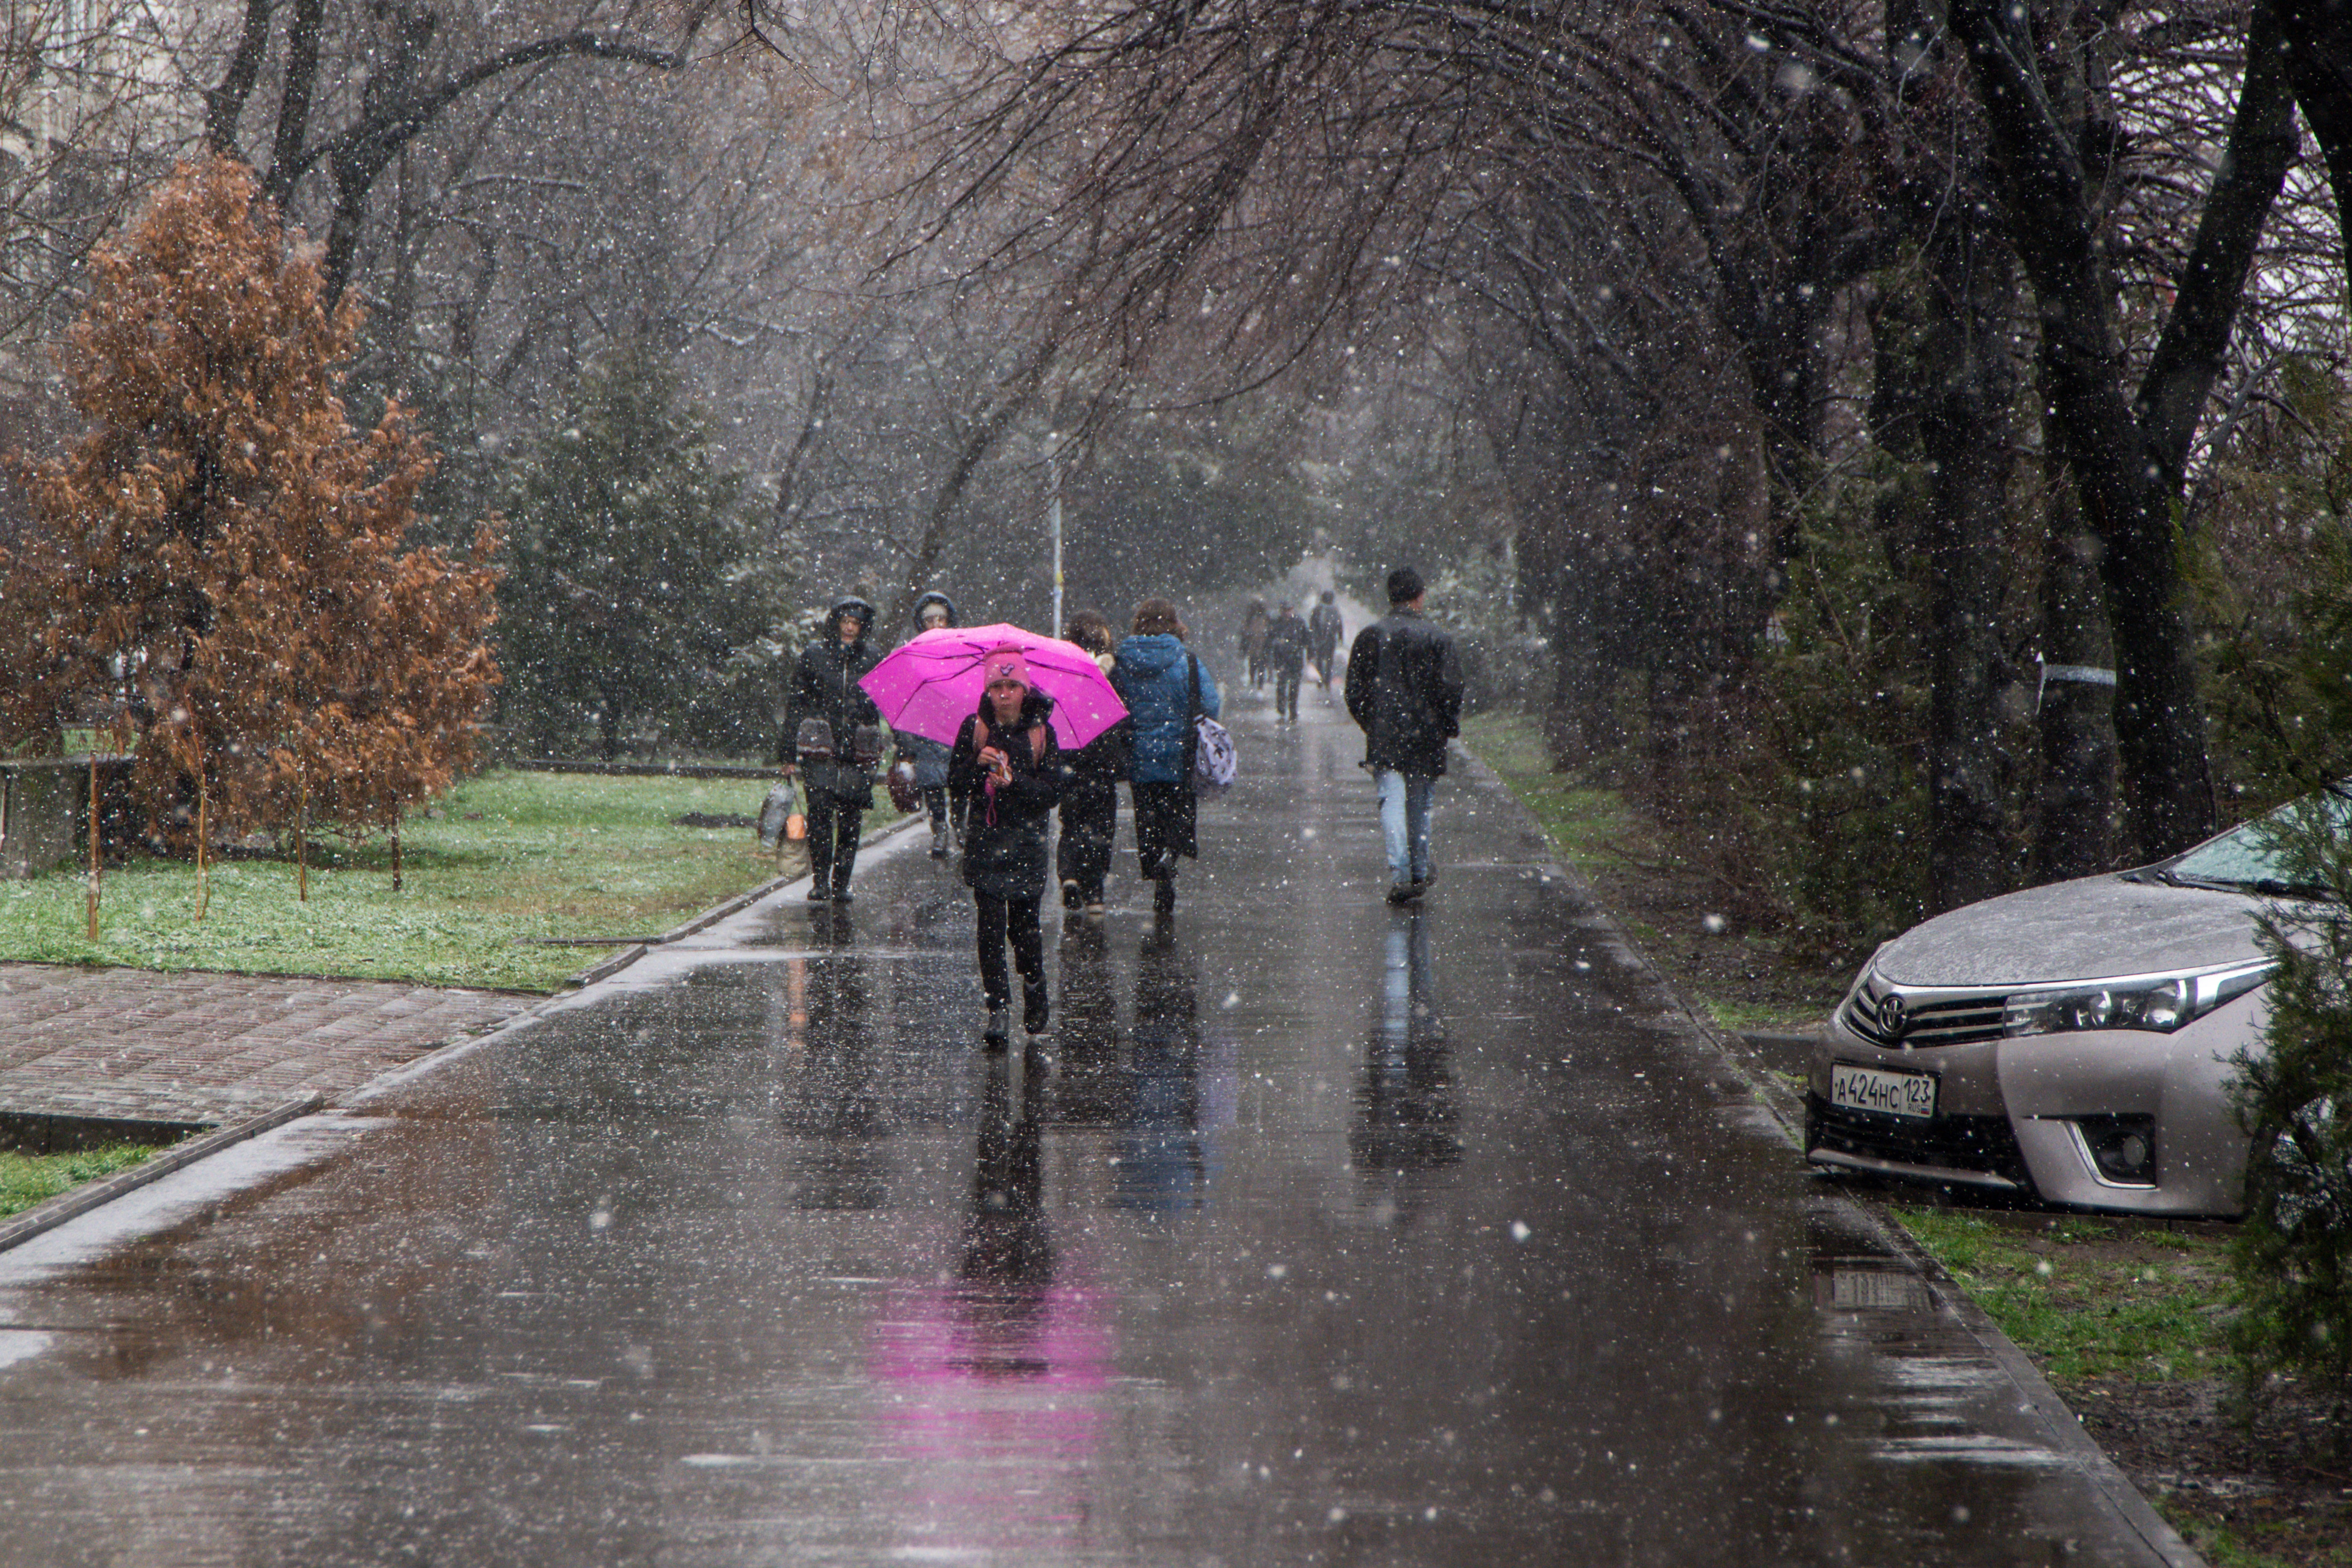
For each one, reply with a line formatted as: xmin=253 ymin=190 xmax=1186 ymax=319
xmin=782 ymin=595 xmax=882 ymax=902
xmin=1265 ymin=602 xmax=1309 ymax=721
xmin=1345 ymin=568 xmax=1464 ymax=904
xmin=1307 ymin=590 xmax=1344 ymax=693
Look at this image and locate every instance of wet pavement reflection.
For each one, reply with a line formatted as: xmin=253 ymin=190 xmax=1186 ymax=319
xmin=0 ymin=694 xmax=2178 ymax=1565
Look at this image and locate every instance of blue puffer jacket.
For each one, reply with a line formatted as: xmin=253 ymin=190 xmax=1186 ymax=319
xmin=1112 ymin=633 xmax=1220 ymax=785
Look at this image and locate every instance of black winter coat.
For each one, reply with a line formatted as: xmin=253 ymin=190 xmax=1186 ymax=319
xmin=1266 ymin=614 xmax=1309 ymax=672
xmin=948 ymin=691 xmax=1070 ymax=899
xmin=783 ymin=635 xmax=883 ymax=797
xmin=1344 ymin=609 xmax=1465 ymax=776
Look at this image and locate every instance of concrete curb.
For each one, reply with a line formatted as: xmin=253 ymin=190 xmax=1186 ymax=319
xmin=0 ymin=817 xmax=928 ymax=1250
xmin=560 ymin=812 xmax=927 ymax=988
xmin=1452 ymin=742 xmax=2207 ymax=1568
xmin=0 ymin=1092 xmax=322 ymax=1255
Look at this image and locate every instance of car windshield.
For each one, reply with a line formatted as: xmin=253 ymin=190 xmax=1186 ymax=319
xmin=2155 ymin=789 xmax=2352 ymax=896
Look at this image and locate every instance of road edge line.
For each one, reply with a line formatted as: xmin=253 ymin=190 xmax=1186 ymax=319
xmin=1451 ymin=740 xmax=2207 ymax=1568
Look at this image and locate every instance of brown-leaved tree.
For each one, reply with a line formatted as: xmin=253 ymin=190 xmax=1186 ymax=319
xmin=0 ymin=153 xmax=499 ymax=845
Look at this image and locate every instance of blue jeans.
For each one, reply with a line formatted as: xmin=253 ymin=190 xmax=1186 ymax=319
xmin=1376 ymin=769 xmax=1435 ymax=887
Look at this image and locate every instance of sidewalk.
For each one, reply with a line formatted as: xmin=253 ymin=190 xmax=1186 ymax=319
xmin=0 ymin=825 xmax=849 ymax=1150
xmin=0 ymin=963 xmax=535 ymax=1144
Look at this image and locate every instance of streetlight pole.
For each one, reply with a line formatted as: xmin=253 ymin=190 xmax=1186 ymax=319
xmin=1048 ymin=451 xmax=1064 ymax=637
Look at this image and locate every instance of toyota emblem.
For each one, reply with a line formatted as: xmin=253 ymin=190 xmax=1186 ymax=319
xmin=1879 ymin=992 xmax=1908 ymax=1038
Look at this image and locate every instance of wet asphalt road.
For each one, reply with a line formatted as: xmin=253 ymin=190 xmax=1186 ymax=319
xmin=0 ymin=686 xmax=2186 ymax=1566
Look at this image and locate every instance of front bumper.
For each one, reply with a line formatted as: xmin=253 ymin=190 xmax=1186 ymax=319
xmin=1801 ymin=1004 xmax=2260 ymax=1217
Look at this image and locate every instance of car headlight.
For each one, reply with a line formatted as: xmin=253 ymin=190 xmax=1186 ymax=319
xmin=2000 ymin=961 xmax=2272 ymax=1037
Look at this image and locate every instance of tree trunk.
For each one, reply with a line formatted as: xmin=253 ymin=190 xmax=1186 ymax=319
xmin=2032 ymin=448 xmax=2117 ymax=882
xmin=2271 ymin=0 xmax=2352 ymax=292
xmin=1919 ymin=222 xmax=2021 ymax=913
xmin=1949 ymin=0 xmax=2296 ymax=859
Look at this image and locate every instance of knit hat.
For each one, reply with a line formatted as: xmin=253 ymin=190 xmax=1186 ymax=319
xmin=1387 ymin=567 xmax=1425 ymax=604
xmin=982 ymin=646 xmax=1032 ymax=690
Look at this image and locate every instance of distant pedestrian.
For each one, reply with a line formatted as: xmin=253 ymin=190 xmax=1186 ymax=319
xmin=1112 ymin=597 xmax=1221 ymax=918
xmin=1345 ymin=568 xmax=1463 ymax=905
xmin=896 ymin=591 xmax=961 ymax=858
xmin=1057 ymin=610 xmax=1130 ymax=916
xmin=948 ymin=646 xmax=1070 ymax=1047
xmin=783 ymin=595 xmax=883 ymax=903
xmin=1307 ymin=591 xmax=1344 ymax=693
xmin=1240 ymin=599 xmax=1270 ymax=689
xmin=1266 ymin=602 xmax=1308 ymax=720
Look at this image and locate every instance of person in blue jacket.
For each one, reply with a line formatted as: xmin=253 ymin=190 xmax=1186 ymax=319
xmin=1110 ymin=596 xmax=1220 ymax=918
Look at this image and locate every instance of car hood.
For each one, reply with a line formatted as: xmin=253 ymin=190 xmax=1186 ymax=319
xmin=1875 ymin=874 xmax=2267 ymax=989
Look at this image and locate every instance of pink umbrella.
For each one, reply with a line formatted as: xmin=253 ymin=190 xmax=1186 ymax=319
xmin=860 ymin=623 xmax=1128 ymax=750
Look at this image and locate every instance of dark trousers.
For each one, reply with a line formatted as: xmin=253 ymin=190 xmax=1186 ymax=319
xmin=921 ymin=785 xmax=950 ymax=831
xmin=808 ymin=793 xmax=864 ymax=890
xmin=975 ymin=891 xmax=1045 ymax=1008
xmin=1274 ymin=662 xmax=1302 ymax=719
xmin=1131 ymin=782 xmax=1197 ymax=876
xmin=1058 ymin=779 xmax=1117 ymax=898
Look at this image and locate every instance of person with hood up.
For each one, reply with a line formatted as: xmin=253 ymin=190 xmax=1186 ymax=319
xmin=896 ymin=591 xmax=962 ymax=858
xmin=1345 ymin=568 xmax=1464 ymax=904
xmin=1111 ymin=597 xmax=1220 ymax=917
xmin=1266 ymin=602 xmax=1309 ymax=721
xmin=948 ymin=646 xmax=1071 ymax=1046
xmin=1056 ymin=610 xmax=1131 ymax=916
xmin=782 ymin=595 xmax=882 ymax=903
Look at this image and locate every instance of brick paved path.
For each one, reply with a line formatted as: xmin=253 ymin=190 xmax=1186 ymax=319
xmin=0 ymin=965 xmax=535 ymax=1129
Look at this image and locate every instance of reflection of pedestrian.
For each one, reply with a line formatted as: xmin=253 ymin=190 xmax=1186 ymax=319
xmin=783 ymin=595 xmax=882 ymax=903
xmin=1350 ymin=911 xmax=1460 ymax=1221
xmin=1116 ymin=924 xmax=1206 ymax=1211
xmin=897 ymin=592 xmax=961 ymax=858
xmin=1047 ymin=920 xmax=1126 ymax=1128
xmin=1056 ymin=610 xmax=1129 ymax=916
xmin=1265 ymin=602 xmax=1308 ymax=720
xmin=1111 ymin=598 xmax=1220 ymax=918
xmin=949 ymin=647 xmax=1070 ymax=1047
xmin=1240 ymin=599 xmax=1269 ymax=689
xmin=1345 ymin=568 xmax=1463 ymax=905
xmin=1307 ymin=591 xmax=1344 ymax=693
xmin=957 ymin=1055 xmax=1054 ymax=1370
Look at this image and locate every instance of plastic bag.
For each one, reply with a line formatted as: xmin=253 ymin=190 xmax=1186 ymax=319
xmin=886 ymin=758 xmax=920 ymax=813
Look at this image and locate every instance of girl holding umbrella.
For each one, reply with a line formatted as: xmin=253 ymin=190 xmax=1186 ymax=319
xmin=947 ymin=647 xmax=1072 ymax=1047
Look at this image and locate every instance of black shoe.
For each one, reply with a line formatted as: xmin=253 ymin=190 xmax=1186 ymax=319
xmin=1023 ymin=981 xmax=1050 ymax=1036
xmin=806 ymin=885 xmax=831 ymax=903
xmin=1385 ymin=881 xmax=1421 ymax=905
xmin=984 ymin=1007 xmax=1010 ymax=1049
xmin=1061 ymin=880 xmax=1083 ymax=911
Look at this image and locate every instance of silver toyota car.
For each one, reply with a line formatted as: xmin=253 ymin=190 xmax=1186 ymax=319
xmin=1801 ymin=804 xmax=2325 ymax=1217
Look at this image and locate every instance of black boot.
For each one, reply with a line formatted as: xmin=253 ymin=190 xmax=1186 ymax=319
xmin=1153 ymin=877 xmax=1175 ymax=917
xmin=831 ymin=823 xmax=861 ymax=902
xmin=983 ymin=1004 xmax=1010 ymax=1049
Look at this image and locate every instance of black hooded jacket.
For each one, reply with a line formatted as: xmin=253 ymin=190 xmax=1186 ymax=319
xmin=947 ymin=690 xmax=1070 ymax=900
xmin=782 ymin=597 xmax=881 ymax=776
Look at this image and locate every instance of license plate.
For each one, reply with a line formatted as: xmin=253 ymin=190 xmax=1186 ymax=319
xmin=1830 ymin=1062 xmax=1938 ymax=1120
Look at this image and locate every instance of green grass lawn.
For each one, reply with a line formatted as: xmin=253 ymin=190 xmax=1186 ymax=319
xmin=1895 ymin=1206 xmax=2234 ymax=1382
xmin=0 ymin=1143 xmax=159 ymax=1221
xmin=0 ymin=769 xmax=829 ymax=992
xmin=1457 ymin=711 xmax=1647 ymax=873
